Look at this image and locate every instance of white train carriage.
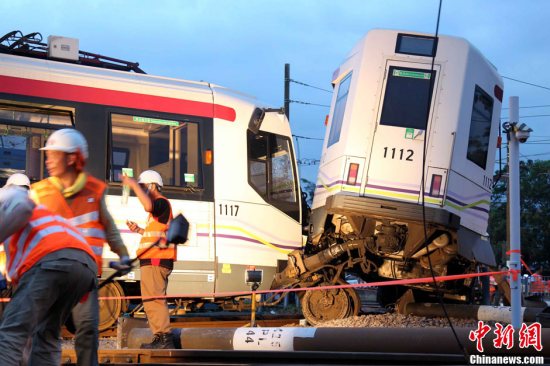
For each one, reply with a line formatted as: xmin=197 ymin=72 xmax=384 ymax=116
xmin=0 ymin=32 xmax=304 ymax=328
xmin=305 ymin=29 xmax=502 ymax=304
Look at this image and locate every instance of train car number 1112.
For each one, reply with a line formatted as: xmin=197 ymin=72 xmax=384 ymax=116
xmin=383 ymin=147 xmax=414 ymax=161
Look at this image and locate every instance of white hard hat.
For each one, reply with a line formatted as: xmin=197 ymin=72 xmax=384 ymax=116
xmin=40 ymin=128 xmax=89 ymax=160
xmin=0 ymin=186 xmax=35 ymax=242
xmin=5 ymin=173 xmax=30 ymax=188
xmin=137 ymin=170 xmax=163 ymax=187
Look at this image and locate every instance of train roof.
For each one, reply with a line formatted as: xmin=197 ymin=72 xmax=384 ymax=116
xmin=0 ymin=49 xmax=260 ymax=109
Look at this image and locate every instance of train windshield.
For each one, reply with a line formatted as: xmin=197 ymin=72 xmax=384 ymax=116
xmin=380 ymin=66 xmax=435 ymax=130
xmin=247 ymin=130 xmax=299 ymax=221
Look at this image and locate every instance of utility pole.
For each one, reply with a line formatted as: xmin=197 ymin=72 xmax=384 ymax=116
xmin=284 ymin=63 xmax=290 ymax=121
xmin=507 ymin=96 xmax=533 ymax=329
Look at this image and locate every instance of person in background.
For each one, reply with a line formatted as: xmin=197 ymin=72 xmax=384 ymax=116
xmin=0 ymin=186 xmax=97 ymax=366
xmin=121 ymin=170 xmax=175 ymax=349
xmin=0 ymin=172 xmax=32 ymax=364
xmin=530 ymin=267 xmax=544 ymax=295
xmin=492 ymin=265 xmax=508 ymax=306
xmin=30 ymin=128 xmax=130 ymax=366
xmin=1 ymin=172 xmax=31 ymax=294
xmin=5 ymin=173 xmax=31 ymax=190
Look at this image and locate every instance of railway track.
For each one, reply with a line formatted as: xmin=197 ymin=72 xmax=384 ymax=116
xmin=62 ymin=313 xmax=302 ymax=339
xmin=59 ymin=326 xmax=550 ymax=365
xmin=61 ymin=348 xmax=469 ymax=365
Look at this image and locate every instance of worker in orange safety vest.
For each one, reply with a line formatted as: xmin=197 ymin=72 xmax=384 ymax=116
xmin=531 ymin=267 xmax=545 ymax=295
xmin=30 ymin=128 xmax=130 ymax=366
xmin=0 ymin=186 xmax=97 ymax=366
xmin=122 ymin=170 xmax=175 ymax=349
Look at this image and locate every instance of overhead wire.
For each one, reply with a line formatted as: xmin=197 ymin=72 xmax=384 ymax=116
xmin=502 ymin=104 xmax=550 ymax=110
xmin=420 ymin=0 xmax=469 ymax=361
xmin=293 ymin=134 xmax=324 ymax=141
xmin=289 ymin=99 xmax=330 ymax=108
xmin=502 ymin=76 xmax=550 ymax=92
xmin=289 ymin=78 xmax=332 ymax=93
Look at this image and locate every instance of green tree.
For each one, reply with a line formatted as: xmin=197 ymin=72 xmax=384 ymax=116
xmin=488 ymin=160 xmax=550 ymax=267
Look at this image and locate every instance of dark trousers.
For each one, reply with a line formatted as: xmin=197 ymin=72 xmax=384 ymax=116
xmin=72 ymin=286 xmax=99 ymax=366
xmin=0 ymin=257 xmax=96 ymax=366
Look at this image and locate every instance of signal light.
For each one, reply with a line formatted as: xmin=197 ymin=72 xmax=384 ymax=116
xmin=430 ymin=174 xmax=442 ymax=197
xmin=494 ymin=85 xmax=503 ymax=102
xmin=497 ymin=135 xmax=502 ymax=148
xmin=347 ymin=163 xmax=359 ymax=185
xmin=204 ymin=149 xmax=213 ymax=165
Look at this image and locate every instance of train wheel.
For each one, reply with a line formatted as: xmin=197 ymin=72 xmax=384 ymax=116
xmin=301 ymin=283 xmax=351 ymax=325
xmin=98 ymin=281 xmax=127 ymax=332
xmin=345 ymin=287 xmax=361 ymax=317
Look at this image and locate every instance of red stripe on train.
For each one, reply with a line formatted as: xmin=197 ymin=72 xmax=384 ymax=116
xmin=0 ymin=75 xmax=236 ymax=122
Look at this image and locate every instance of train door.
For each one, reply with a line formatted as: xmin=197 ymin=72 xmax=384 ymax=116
xmin=364 ymin=61 xmax=440 ymax=204
xmin=104 ymin=111 xmax=216 ymax=295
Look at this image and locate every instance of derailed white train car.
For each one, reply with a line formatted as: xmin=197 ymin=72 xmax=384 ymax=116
xmin=274 ymin=29 xmax=503 ymax=323
xmin=0 ymin=32 xmax=304 ymax=328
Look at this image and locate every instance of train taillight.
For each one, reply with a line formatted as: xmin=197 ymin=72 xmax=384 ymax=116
xmin=430 ymin=174 xmax=442 ymax=197
xmin=347 ymin=163 xmax=359 ymax=185
xmin=494 ymin=85 xmax=503 ymax=102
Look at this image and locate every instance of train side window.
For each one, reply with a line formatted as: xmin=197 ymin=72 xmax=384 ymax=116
xmin=0 ymin=101 xmax=73 ymax=184
xmin=248 ymin=133 xmax=268 ymax=196
xmin=380 ymin=66 xmax=435 ymax=130
xmin=247 ymin=130 xmax=300 ymax=221
xmin=110 ymin=113 xmax=203 ymax=188
xmin=270 ymin=135 xmax=297 ymax=203
xmin=327 ymin=72 xmax=352 ymax=147
xmin=466 ymin=86 xmax=493 ymax=169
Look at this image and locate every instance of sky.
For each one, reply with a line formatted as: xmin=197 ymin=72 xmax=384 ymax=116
xmin=2 ymin=0 xmax=550 ymax=184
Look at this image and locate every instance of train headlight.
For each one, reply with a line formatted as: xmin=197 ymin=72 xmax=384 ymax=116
xmin=245 ymin=266 xmax=263 ymax=291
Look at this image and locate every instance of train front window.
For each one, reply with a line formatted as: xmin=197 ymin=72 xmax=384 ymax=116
xmin=0 ymin=101 xmax=74 ymax=185
xmin=467 ymin=86 xmax=493 ymax=169
xmin=247 ymin=130 xmax=299 ymax=221
xmin=380 ymin=66 xmax=435 ymax=130
xmin=110 ymin=113 xmax=203 ymax=188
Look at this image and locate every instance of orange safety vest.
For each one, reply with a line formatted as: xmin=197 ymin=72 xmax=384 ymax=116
xmin=4 ymin=205 xmax=94 ymax=283
xmin=489 ymin=276 xmax=496 ymax=293
xmin=137 ymin=196 xmax=175 ymax=260
xmin=32 ymin=176 xmax=107 ymax=274
xmin=532 ymin=273 xmax=544 ymax=293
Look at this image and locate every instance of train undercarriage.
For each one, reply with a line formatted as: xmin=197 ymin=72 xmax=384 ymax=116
xmin=270 ymin=193 xmax=501 ymax=325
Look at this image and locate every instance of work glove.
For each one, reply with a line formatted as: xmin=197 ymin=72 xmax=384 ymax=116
xmin=109 ymin=256 xmax=132 ymax=275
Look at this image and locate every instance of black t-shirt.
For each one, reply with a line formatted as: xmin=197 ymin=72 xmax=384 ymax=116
xmin=152 ymin=197 xmax=170 ymax=224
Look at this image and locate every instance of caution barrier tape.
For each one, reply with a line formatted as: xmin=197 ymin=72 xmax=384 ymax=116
xmin=0 ymin=269 xmax=511 ymax=303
